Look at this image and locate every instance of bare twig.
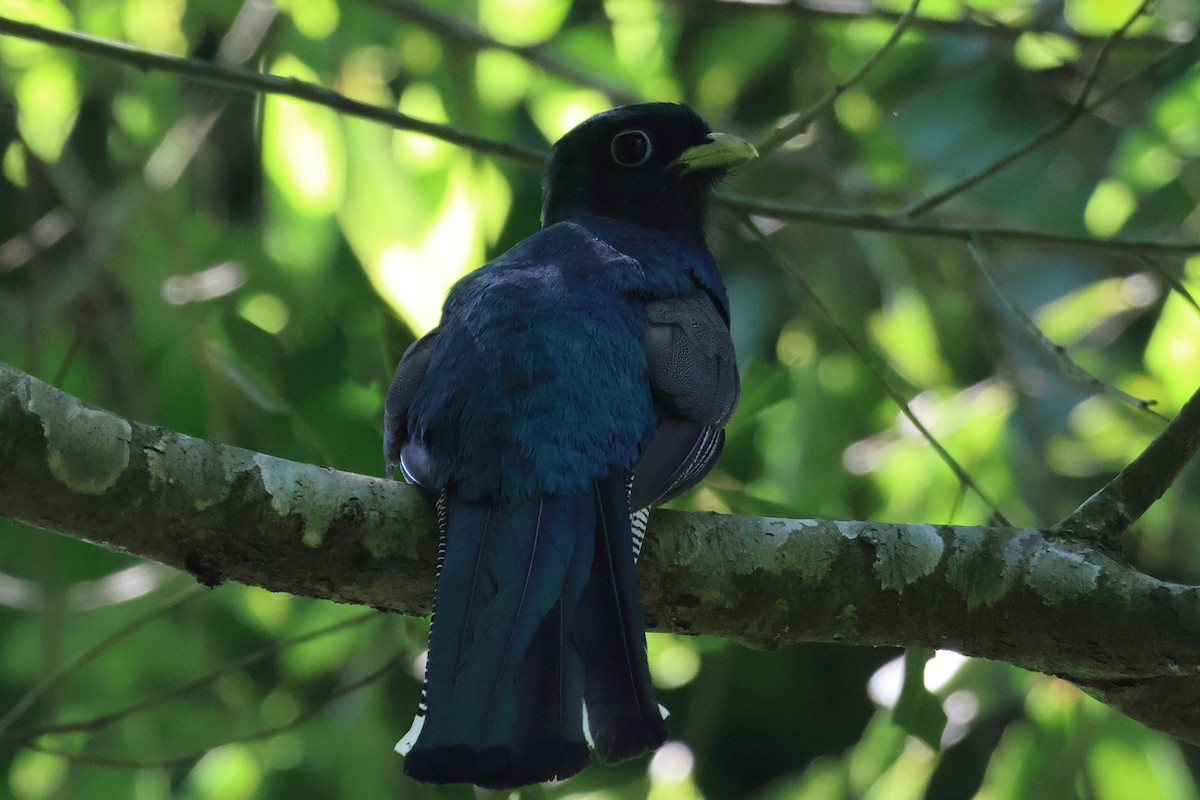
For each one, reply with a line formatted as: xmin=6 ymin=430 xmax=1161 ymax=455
xmin=900 ymin=0 xmax=1158 ymax=218
xmin=757 ymin=0 xmax=922 ymax=156
xmin=3 ymin=611 xmax=380 ymax=740
xmin=967 ymin=235 xmax=1167 ymax=419
xmin=674 ymin=0 xmax=1182 ymax=48
xmin=1073 ymin=0 xmax=1155 ymax=103
xmin=4 ymin=15 xmax=1198 ymax=277
xmin=370 ymin=0 xmax=642 ymax=105
xmin=740 ymin=214 xmax=1013 ymax=526
xmin=0 ymin=584 xmax=204 ymax=738
xmin=12 ymin=654 xmax=403 ymax=768
xmin=0 ymin=15 xmax=546 ymax=166
xmin=1056 ymin=383 xmax=1200 ymax=539
xmin=722 ymin=194 xmax=1200 ymax=254
xmin=1135 ymin=254 xmax=1200 ymax=316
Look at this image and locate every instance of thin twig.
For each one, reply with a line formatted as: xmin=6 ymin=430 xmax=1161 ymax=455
xmin=370 ymin=0 xmax=642 ymax=105
xmin=757 ymin=0 xmax=922 ymax=156
xmin=12 ymin=654 xmax=403 ymax=768
xmin=1074 ymin=0 xmax=1156 ymax=105
xmin=1056 ymin=383 xmax=1200 ymax=540
xmin=967 ymin=234 xmax=1167 ymax=420
xmin=722 ymin=194 xmax=1200 ymax=254
xmin=901 ymin=0 xmax=1157 ymax=218
xmin=741 ymin=214 xmax=1013 ymax=526
xmin=0 ymin=584 xmax=205 ymax=737
xmin=1136 ymin=253 xmax=1200 ymax=316
xmin=4 ymin=610 xmax=380 ymax=740
xmin=0 ymin=15 xmax=546 ymax=166
xmin=6 ymin=14 xmax=1198 ymax=263
xmin=674 ymin=0 xmax=1182 ymax=49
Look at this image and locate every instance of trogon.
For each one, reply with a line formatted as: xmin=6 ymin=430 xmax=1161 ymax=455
xmin=384 ymin=102 xmax=753 ymax=789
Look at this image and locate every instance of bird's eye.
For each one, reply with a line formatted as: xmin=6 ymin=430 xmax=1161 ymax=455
xmin=610 ymin=130 xmax=653 ymax=167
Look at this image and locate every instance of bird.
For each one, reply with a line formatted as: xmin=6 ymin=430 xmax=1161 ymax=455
xmin=383 ymin=102 xmax=753 ymax=789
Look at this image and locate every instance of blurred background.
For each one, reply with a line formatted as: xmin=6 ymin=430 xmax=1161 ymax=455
xmin=2 ymin=0 xmax=1200 ymax=797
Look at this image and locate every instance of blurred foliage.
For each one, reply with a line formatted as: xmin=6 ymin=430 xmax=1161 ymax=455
xmin=2 ymin=0 xmax=1200 ymax=797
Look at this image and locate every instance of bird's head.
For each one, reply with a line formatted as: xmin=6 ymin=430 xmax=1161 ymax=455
xmin=541 ymin=103 xmax=757 ymax=242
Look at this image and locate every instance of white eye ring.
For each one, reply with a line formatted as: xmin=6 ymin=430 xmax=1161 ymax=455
xmin=610 ymin=129 xmax=653 ymax=167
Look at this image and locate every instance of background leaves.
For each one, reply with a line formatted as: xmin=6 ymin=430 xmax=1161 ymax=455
xmin=2 ymin=0 xmax=1200 ymax=797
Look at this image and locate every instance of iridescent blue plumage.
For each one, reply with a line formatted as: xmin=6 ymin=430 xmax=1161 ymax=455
xmin=384 ymin=103 xmax=752 ymax=789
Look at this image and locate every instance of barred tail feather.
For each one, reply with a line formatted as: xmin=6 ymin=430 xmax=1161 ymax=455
xmin=401 ymin=491 xmax=592 ymax=789
xmin=575 ymin=475 xmax=667 ymax=762
xmin=400 ymin=474 xmax=664 ymax=788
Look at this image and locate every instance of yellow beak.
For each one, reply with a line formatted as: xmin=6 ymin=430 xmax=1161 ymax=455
xmin=670 ymin=132 xmax=758 ymax=173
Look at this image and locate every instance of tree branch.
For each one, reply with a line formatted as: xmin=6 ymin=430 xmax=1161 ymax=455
xmin=1056 ymin=382 xmax=1200 ymax=541
xmin=0 ymin=15 xmax=545 ymax=167
xmin=901 ymin=0 xmax=1161 ymax=219
xmin=722 ymin=194 xmax=1200 ymax=254
xmin=967 ymin=234 xmax=1166 ymax=419
xmin=742 ymin=215 xmax=1013 ymax=525
xmin=4 ymin=16 xmax=1198 ymax=258
xmin=4 ymin=362 xmax=1200 ymax=743
xmin=368 ymin=0 xmax=643 ymax=105
xmin=756 ymin=0 xmax=921 ymax=157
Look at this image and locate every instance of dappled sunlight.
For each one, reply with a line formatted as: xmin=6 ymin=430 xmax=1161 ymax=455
xmin=867 ymin=654 xmax=905 ymax=709
xmin=187 ymin=744 xmax=262 ymax=800
xmin=121 ymin=0 xmax=186 ymax=53
xmin=863 ymin=738 xmax=936 ymax=800
xmin=372 ymin=172 xmax=484 ymax=333
xmin=275 ymin=0 xmax=339 ymax=41
xmin=1034 ymin=273 xmax=1159 ymax=346
xmin=476 ymin=49 xmax=535 ymax=111
xmin=143 ymin=109 xmax=222 ymax=191
xmin=1084 ymin=178 xmax=1137 ymax=237
xmin=1145 ymin=256 xmax=1200 ymax=410
xmin=236 ymin=585 xmax=295 ymax=632
xmin=1013 ymin=32 xmax=1082 ymax=70
xmin=328 ymin=56 xmax=503 ymax=333
xmin=238 ymin=293 xmax=290 ymax=334
xmin=67 ymin=564 xmax=166 ymax=610
xmin=0 ymin=0 xmax=71 ymax=66
xmin=648 ymin=635 xmax=701 ymax=691
xmin=14 ymin=55 xmax=77 ymax=161
xmin=263 ymin=55 xmax=347 ymax=218
xmin=868 ymin=288 xmax=946 ymax=387
xmin=1 ymin=142 xmax=26 ymax=185
xmin=867 ymin=650 xmax=967 ymax=709
xmin=2 ymin=0 xmax=1200 ymax=796
xmin=648 ymin=741 xmax=703 ymax=800
xmin=530 ymin=88 xmax=612 ymax=143
xmin=8 ymin=750 xmax=67 ymax=800
xmin=1048 ymin=394 xmax=1154 ymax=477
xmin=480 ymin=0 xmax=570 ymax=46
xmin=394 ymin=83 xmax=453 ymax=168
xmin=1065 ymin=0 xmax=1154 ymax=35
xmin=162 ymin=261 xmax=246 ymax=305
xmin=607 ymin=0 xmax=679 ymax=100
xmin=841 ymin=380 xmax=1015 ymax=520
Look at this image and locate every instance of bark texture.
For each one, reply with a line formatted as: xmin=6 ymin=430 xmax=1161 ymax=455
xmin=2 ymin=361 xmax=1199 ymax=744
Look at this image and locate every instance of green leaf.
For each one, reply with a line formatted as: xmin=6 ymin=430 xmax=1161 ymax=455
xmin=892 ymin=647 xmax=947 ymax=750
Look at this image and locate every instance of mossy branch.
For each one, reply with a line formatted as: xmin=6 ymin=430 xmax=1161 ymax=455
xmin=3 ymin=362 xmax=1200 ymax=744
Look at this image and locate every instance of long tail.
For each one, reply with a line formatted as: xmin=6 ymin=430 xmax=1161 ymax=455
xmin=399 ymin=474 xmax=665 ymax=788
xmin=575 ymin=476 xmax=666 ymax=762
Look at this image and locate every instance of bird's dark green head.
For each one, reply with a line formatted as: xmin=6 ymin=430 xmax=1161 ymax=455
xmin=541 ymin=103 xmax=756 ymax=242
